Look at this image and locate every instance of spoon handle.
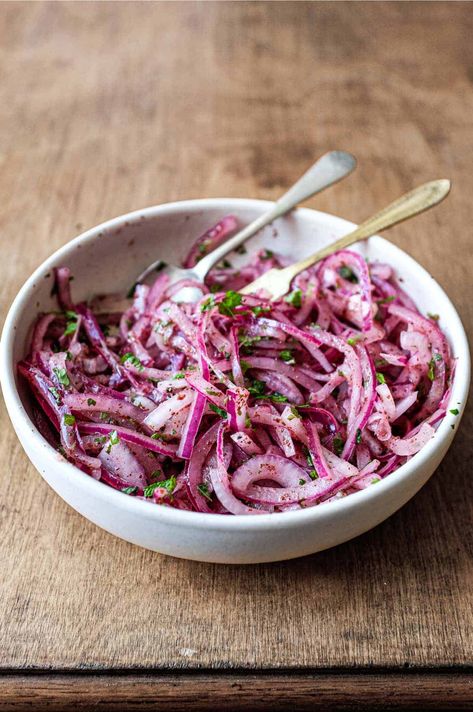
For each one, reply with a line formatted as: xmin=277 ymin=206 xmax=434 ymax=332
xmin=240 ymin=179 xmax=451 ymax=299
xmin=193 ymin=150 xmax=356 ymax=280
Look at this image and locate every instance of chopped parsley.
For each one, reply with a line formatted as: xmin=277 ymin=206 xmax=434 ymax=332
xmin=200 ymin=296 xmax=215 ymax=312
xmin=261 ymin=249 xmax=274 ymax=260
xmin=238 ymin=334 xmax=261 ymax=351
xmin=299 ymin=478 xmax=306 ymax=486
xmin=449 ymin=408 xmax=459 ymax=416
xmin=63 ymin=310 xmax=78 ymax=337
xmin=240 ymin=360 xmax=251 ymax=374
xmin=209 ymin=404 xmax=227 ymax=418
xmin=120 ymin=353 xmax=144 ymax=371
xmin=377 ymin=295 xmax=396 ymax=305
xmin=252 ymin=305 xmax=271 ymax=316
xmin=356 ymin=428 xmax=362 ymax=444
xmin=309 ymin=469 xmax=318 ymax=480
xmin=427 ymin=312 xmax=440 ymax=321
xmin=87 ymin=398 xmax=96 ymax=406
xmin=48 ymin=386 xmax=61 ymax=404
xmin=427 ymin=358 xmax=436 ymax=381
xmin=53 ymin=367 xmax=70 ymax=387
xmin=279 ymin=350 xmax=295 ymax=364
xmin=151 ymin=432 xmax=167 ymax=440
xmin=143 ymin=475 xmax=177 ymax=498
xmin=339 ymin=265 xmax=358 ymax=283
xmin=122 ymin=486 xmax=138 ymax=495
xmin=247 ymin=380 xmax=266 ymax=397
xmin=284 ymin=289 xmax=302 ymax=308
xmin=63 ymin=413 xmax=75 ymax=426
xmin=197 ymin=483 xmax=212 ymax=500
xmin=173 ymin=372 xmax=185 ymax=380
xmin=105 ymin=430 xmax=120 ymax=454
xmin=376 ymin=372 xmax=386 ymax=385
xmin=347 ymin=336 xmax=361 ymax=347
xmin=333 ymin=435 xmax=344 ymax=455
xmin=218 ymin=290 xmax=242 ymax=317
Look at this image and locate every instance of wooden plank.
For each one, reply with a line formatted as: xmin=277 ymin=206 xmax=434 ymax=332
xmin=0 ymin=673 xmax=472 ymax=711
xmin=0 ymin=0 xmax=472 ymax=674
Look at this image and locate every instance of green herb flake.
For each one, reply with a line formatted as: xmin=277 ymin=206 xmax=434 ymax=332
xmin=122 ymin=486 xmax=138 ymax=495
xmin=87 ymin=398 xmax=96 ymax=407
xmin=143 ymin=475 xmax=177 ymax=498
xmin=197 ymin=483 xmax=212 ymax=500
xmin=240 ymin=360 xmax=251 ymax=374
xmin=218 ymin=290 xmax=242 ymax=317
xmin=63 ymin=310 xmax=78 ymax=337
xmin=299 ymin=478 xmax=306 ymax=486
xmin=252 ymin=305 xmax=271 ymax=316
xmin=248 ymin=380 xmax=266 ymax=397
xmin=356 ymin=428 xmax=362 ymax=444
xmin=449 ymin=408 xmax=459 ymax=416
xmin=261 ymin=249 xmax=274 ymax=260
xmin=427 ymin=358 xmax=436 ymax=381
xmin=209 ymin=403 xmax=228 ymax=418
xmin=376 ymin=372 xmax=386 ymax=385
xmin=210 ymin=283 xmax=221 ymax=294
xmin=48 ymin=386 xmax=61 ymax=403
xmin=290 ymin=406 xmax=301 ymax=419
xmin=63 ymin=413 xmax=76 ymax=426
xmin=120 ymin=353 xmax=144 ymax=371
xmin=284 ymin=289 xmax=302 ymax=309
xmin=378 ymin=295 xmax=396 ymax=305
xmin=151 ymin=432 xmax=167 ymax=440
xmin=270 ymin=393 xmax=288 ymax=403
xmin=53 ymin=367 xmax=70 ymax=387
xmin=309 ymin=469 xmax=318 ymax=480
xmin=333 ymin=435 xmax=344 ymax=455
xmin=371 ymin=477 xmax=381 ymax=485
xmin=238 ymin=334 xmax=261 ymax=350
xmin=279 ymin=350 xmax=295 ymax=364
xmin=427 ymin=312 xmax=440 ymax=321
xmin=200 ymin=296 xmax=215 ymax=313
xmin=235 ymin=244 xmax=247 ymax=255
xmin=347 ymin=336 xmax=361 ymax=347
xmin=339 ymin=265 xmax=358 ymax=283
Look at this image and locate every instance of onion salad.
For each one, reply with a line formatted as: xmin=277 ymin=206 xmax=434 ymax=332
xmin=19 ymin=216 xmax=454 ymax=514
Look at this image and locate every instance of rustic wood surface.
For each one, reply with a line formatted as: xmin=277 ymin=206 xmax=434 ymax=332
xmin=0 ymin=1 xmax=472 ymax=707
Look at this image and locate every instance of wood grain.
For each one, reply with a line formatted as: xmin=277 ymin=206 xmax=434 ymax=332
xmin=0 ymin=673 xmax=472 ymax=711
xmin=0 ymin=0 xmax=472 ymax=697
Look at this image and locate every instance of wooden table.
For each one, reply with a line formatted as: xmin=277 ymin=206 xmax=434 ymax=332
xmin=0 ymin=2 xmax=471 ymax=709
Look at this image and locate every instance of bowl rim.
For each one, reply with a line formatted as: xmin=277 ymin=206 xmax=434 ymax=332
xmin=1 ymin=197 xmax=470 ymax=532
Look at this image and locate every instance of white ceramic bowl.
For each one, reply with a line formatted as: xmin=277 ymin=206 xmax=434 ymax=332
xmin=1 ymin=199 xmax=470 ymax=563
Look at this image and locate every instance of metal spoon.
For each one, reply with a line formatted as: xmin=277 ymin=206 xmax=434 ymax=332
xmin=240 ymin=179 xmax=451 ymax=300
xmin=135 ymin=150 xmax=356 ymax=299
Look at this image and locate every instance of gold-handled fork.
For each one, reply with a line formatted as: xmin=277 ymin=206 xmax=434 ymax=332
xmin=239 ymin=180 xmax=451 ymax=299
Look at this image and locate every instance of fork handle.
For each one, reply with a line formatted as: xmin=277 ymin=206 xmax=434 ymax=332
xmin=279 ymin=179 xmax=451 ymax=284
xmin=192 ymin=150 xmax=356 ymax=280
